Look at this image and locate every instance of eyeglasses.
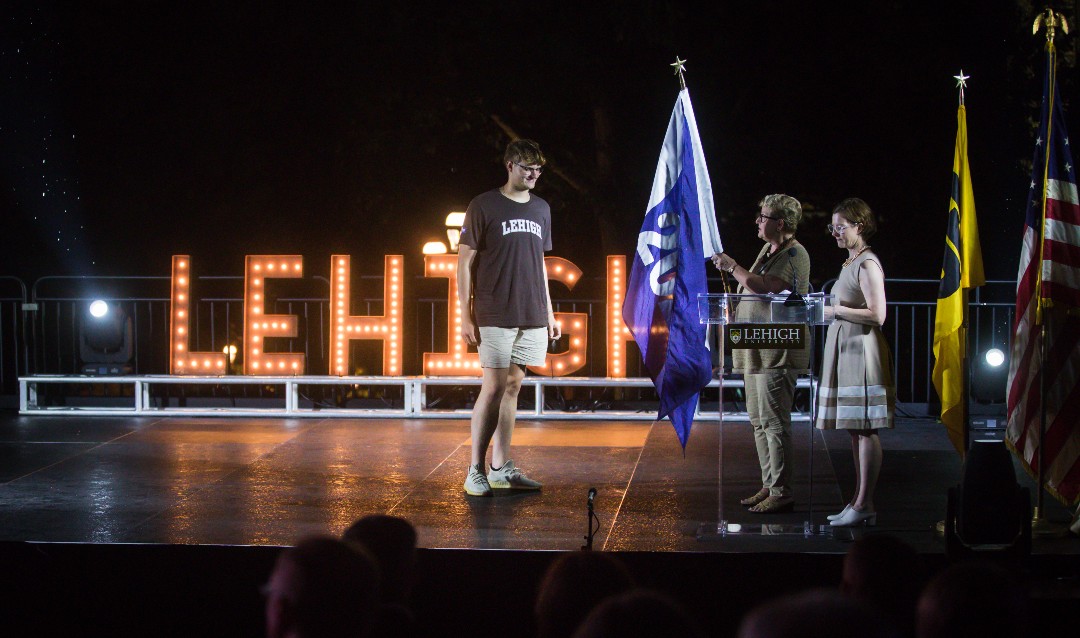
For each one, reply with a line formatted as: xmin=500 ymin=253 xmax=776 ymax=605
xmin=756 ymin=213 xmax=781 ymax=222
xmin=515 ymin=163 xmax=543 ymax=175
xmin=827 ymin=223 xmax=860 ymax=234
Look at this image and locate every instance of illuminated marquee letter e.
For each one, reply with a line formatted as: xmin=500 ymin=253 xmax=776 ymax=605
xmin=243 ymin=255 xmax=305 ymax=375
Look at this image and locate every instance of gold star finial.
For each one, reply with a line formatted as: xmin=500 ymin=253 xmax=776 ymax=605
xmin=671 ymin=56 xmax=687 ymax=90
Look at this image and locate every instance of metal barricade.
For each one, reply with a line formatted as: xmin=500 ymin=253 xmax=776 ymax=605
xmin=1 ymin=274 xmax=1016 ymax=413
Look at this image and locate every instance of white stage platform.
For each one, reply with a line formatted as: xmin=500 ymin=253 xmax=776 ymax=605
xmin=18 ymin=374 xmax=815 ymax=421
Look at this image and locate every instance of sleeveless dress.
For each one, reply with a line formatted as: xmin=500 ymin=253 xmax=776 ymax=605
xmin=815 ymin=250 xmax=895 ymax=430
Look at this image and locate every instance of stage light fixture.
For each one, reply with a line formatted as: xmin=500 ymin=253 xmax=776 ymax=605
xmin=445 ymin=211 xmax=466 ymax=252
xmin=79 ymin=300 xmax=134 ymax=375
xmin=422 ymin=241 xmax=448 ymax=255
xmin=972 ymin=346 xmax=1008 ymax=404
xmin=945 ymin=439 xmax=1031 ymax=563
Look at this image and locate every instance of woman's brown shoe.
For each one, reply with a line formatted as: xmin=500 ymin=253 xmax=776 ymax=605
xmin=748 ymin=494 xmax=795 ymax=513
xmin=739 ymin=488 xmax=770 ymax=506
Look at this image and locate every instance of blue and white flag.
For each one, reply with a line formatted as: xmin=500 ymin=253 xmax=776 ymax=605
xmin=623 ymin=88 xmax=723 ymax=448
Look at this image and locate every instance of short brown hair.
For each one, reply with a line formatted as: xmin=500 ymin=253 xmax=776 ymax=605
xmin=832 ymin=197 xmax=877 ymax=239
xmin=504 ymin=139 xmax=546 ymax=166
xmin=758 ymin=194 xmax=803 ymax=232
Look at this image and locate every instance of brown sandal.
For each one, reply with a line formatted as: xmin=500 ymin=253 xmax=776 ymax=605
xmin=748 ymin=494 xmax=795 ymax=513
xmin=740 ymin=488 xmax=770 ymax=506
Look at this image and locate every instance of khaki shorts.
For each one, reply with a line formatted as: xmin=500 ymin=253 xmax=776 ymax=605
xmin=478 ymin=327 xmax=548 ymax=368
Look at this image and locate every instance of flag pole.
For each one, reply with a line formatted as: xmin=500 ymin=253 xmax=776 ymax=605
xmin=669 ymin=55 xmax=726 ymax=534
xmin=958 ymin=73 xmax=971 ymax=455
xmin=962 ymin=290 xmax=970 ymax=452
xmin=935 ymin=74 xmax=974 ymax=537
xmin=1030 ymin=8 xmax=1068 ymax=538
xmin=959 ymin=73 xmax=976 ymax=453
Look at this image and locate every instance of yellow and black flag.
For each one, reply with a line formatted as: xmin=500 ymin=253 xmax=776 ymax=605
xmin=932 ymin=93 xmax=985 ymax=455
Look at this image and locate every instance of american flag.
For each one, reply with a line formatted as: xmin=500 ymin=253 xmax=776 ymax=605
xmin=1006 ymin=43 xmax=1080 ymax=505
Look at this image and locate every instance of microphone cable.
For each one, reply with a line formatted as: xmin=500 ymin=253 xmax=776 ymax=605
xmin=582 ymin=487 xmax=600 ymax=550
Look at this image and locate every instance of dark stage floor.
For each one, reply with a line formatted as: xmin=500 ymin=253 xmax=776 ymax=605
xmin=4 ymin=410 xmax=1080 ymax=637
xmin=1 ymin=410 xmax=1076 ymax=555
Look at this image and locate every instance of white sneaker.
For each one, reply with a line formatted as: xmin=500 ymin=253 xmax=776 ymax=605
xmin=487 ymin=459 xmax=542 ymax=490
xmin=463 ymin=464 xmax=492 ymax=497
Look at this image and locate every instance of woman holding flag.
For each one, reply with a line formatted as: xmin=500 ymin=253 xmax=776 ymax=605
xmin=816 ymin=197 xmax=895 ymax=527
xmin=712 ymin=194 xmax=810 ymax=514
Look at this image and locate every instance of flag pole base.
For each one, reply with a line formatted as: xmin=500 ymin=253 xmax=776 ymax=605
xmin=1031 ymin=507 xmax=1069 ymax=538
xmin=696 ymin=521 xmax=837 ymax=540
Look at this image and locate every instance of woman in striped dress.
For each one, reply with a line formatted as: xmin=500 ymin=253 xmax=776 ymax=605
xmin=816 ymin=198 xmax=895 ymax=527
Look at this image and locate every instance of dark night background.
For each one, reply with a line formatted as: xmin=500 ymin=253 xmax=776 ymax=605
xmin=4 ymin=0 xmax=1078 ymax=292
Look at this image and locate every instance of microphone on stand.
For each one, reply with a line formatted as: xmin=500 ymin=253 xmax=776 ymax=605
xmin=583 ymin=488 xmax=598 ymax=550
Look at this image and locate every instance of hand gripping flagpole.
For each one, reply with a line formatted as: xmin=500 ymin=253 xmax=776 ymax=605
xmin=1031 ymin=7 xmax=1069 ymax=539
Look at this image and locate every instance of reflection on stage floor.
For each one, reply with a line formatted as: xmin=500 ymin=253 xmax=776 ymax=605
xmin=0 ymin=412 xmax=1075 ymax=556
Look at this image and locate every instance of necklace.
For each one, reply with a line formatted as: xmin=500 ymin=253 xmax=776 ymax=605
xmin=842 ymin=245 xmax=870 ymax=268
xmin=756 ymin=237 xmax=796 ymax=275
xmin=764 ymin=237 xmax=793 ymax=260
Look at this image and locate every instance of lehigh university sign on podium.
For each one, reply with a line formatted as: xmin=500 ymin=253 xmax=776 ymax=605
xmin=726 ymin=325 xmax=805 ymax=349
xmin=697 ymin=291 xmax=836 ymax=539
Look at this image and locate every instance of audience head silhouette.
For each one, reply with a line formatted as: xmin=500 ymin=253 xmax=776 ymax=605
xmin=534 ymin=551 xmax=637 ymax=638
xmin=841 ymin=534 xmax=927 ymax=636
xmin=343 ymin=514 xmax=419 ymax=604
xmin=738 ymin=587 xmax=898 ymax=638
xmin=916 ymin=560 xmax=1028 ymax=638
xmin=571 ymin=588 xmax=705 ymax=638
xmin=264 ymin=535 xmax=380 ymax=638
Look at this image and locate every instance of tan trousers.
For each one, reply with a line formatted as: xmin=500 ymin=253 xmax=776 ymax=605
xmin=745 ymin=371 xmax=796 ymax=496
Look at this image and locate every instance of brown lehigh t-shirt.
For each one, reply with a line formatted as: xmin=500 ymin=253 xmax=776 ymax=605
xmin=459 ymin=189 xmax=552 ymax=328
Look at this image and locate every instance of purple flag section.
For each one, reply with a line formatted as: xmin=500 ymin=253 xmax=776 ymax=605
xmin=622 ymin=89 xmax=722 ymax=448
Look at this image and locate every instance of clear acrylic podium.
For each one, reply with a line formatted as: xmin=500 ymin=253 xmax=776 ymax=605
xmin=696 ymin=292 xmax=836 ymax=539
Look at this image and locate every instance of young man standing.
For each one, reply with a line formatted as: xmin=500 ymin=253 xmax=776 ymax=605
xmin=458 ymin=139 xmax=560 ymax=497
